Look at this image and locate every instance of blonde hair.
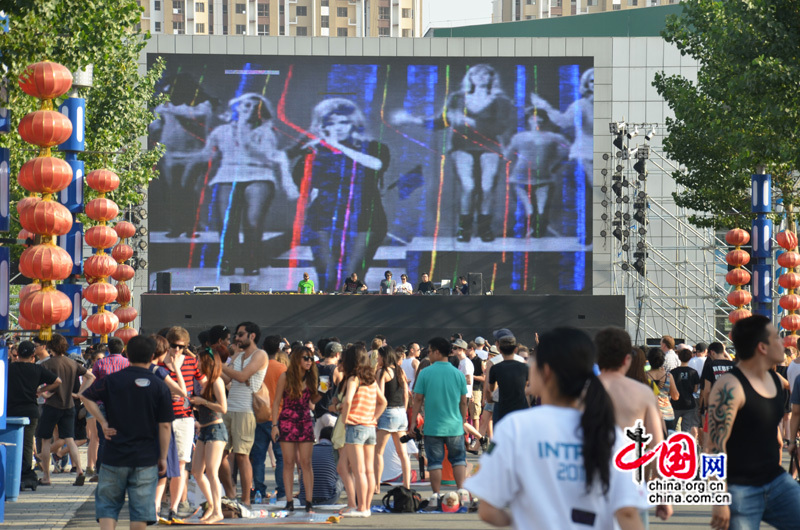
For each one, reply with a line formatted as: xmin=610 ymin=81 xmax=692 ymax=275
xmin=309 ymin=98 xmax=369 ymax=142
xmin=461 ymin=64 xmax=504 ymax=97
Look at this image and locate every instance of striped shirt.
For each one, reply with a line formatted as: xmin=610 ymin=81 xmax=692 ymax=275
xmin=159 ymin=355 xmax=203 ymax=418
xmin=346 ymin=382 xmax=377 ymax=426
xmin=227 ymin=350 xmax=266 ymax=413
xmin=298 ymin=440 xmax=338 ymax=501
xmin=92 ymin=354 xmax=130 ymax=381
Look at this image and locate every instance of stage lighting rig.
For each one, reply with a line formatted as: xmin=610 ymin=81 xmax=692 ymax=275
xmin=633 ymin=259 xmax=646 ymax=276
xmin=633 ymin=208 xmax=647 ymax=226
xmin=645 ymin=128 xmax=657 ymax=141
xmin=137 ymin=226 xmax=148 ymax=237
xmin=137 ymin=240 xmax=148 ymax=250
xmin=626 ymin=126 xmax=639 ymax=140
xmin=613 ymin=132 xmax=625 ymax=152
xmin=609 ymin=121 xmax=626 ymax=134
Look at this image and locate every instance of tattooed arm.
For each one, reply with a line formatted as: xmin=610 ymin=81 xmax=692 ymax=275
xmin=707 ymin=374 xmax=744 ymax=530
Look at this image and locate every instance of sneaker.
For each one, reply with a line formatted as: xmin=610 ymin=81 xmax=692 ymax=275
xmin=428 ymin=493 xmax=441 ymax=505
xmin=167 ymin=509 xmax=177 ymax=522
xmin=89 ymin=474 xmax=99 ymax=483
xmin=479 ymin=437 xmax=489 ymax=452
xmin=177 ymin=501 xmax=193 ymax=517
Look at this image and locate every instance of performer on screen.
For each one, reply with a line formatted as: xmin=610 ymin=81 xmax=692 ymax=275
xmin=392 ymin=64 xmax=515 ymax=243
xmin=504 ymin=109 xmax=570 ymax=238
xmin=203 ymin=93 xmax=299 ymax=276
xmin=528 ymin=68 xmax=594 ymax=185
xmin=290 ymin=98 xmax=390 ymax=292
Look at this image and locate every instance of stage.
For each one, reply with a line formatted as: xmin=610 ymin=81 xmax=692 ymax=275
xmin=140 ymin=293 xmax=624 ymax=347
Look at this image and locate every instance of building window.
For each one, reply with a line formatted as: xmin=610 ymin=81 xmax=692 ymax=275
xmin=279 ymin=4 xmax=284 ymax=14
xmin=154 ymin=21 xmax=162 ymax=31
xmin=173 ymin=21 xmax=185 ymax=33
xmin=195 ymin=2 xmax=204 ymax=12
xmin=337 ymin=7 xmax=348 ymax=17
xmin=135 ymin=22 xmax=142 ymax=32
xmin=258 ymin=3 xmax=268 ymax=16
xmin=527 ymin=0 xmax=534 ymax=3
xmin=402 ymin=28 xmax=410 ymax=37
xmin=552 ymin=0 xmax=562 ymax=6
xmin=209 ymin=23 xmax=214 ymax=33
xmin=173 ymin=0 xmax=182 ymax=14
xmin=296 ymin=5 xmax=307 ymax=16
xmin=222 ymin=3 xmax=228 ymax=14
xmin=208 ymin=2 xmax=213 ymax=12
xmin=628 ymin=0 xmax=638 ymax=4
xmin=257 ymin=23 xmax=269 ymax=34
xmin=379 ymin=7 xmax=389 ymax=19
xmin=587 ymin=0 xmax=597 ymax=5
xmin=378 ymin=26 xmax=390 ymax=36
xmin=154 ymin=0 xmax=161 ymax=10
xmin=296 ymin=26 xmax=308 ymax=35
xmin=280 ymin=25 xmax=285 ymax=34
xmin=612 ymin=3 xmax=621 ymax=8
xmin=196 ymin=22 xmax=205 ymax=32
xmin=320 ymin=15 xmax=329 ymax=27
xmin=235 ymin=3 xmax=246 ymax=14
xmin=337 ymin=27 xmax=348 ymax=36
xmin=321 ymin=0 xmax=328 ymax=5
xmin=236 ymin=24 xmax=246 ymax=34
xmin=402 ymin=8 xmax=411 ymax=17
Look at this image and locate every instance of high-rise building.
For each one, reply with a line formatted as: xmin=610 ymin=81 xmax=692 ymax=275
xmin=139 ymin=0 xmax=422 ymax=37
xmin=491 ymin=0 xmax=678 ymax=21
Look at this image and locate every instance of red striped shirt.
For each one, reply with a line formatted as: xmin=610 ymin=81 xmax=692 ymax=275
xmin=159 ymin=355 xmax=203 ymax=418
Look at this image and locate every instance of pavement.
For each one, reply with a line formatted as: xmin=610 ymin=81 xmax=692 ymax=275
xmin=2 ymin=447 xmax=778 ymax=529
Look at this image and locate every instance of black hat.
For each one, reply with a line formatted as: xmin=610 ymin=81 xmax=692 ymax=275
xmin=18 ymin=340 xmax=35 ymax=358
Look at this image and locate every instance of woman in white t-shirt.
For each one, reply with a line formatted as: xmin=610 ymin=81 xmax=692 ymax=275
xmin=394 ymin=274 xmax=414 ymax=295
xmin=466 ymin=327 xmax=647 ymax=530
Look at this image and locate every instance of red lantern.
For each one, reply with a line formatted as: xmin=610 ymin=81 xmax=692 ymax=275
xmin=114 ymin=327 xmax=138 ymax=344
xmin=726 ymin=269 xmax=751 ymax=286
xmin=86 ymin=312 xmax=120 ymax=336
xmin=779 ymin=273 xmax=800 ymax=290
xmin=18 ymin=315 xmax=39 ymax=331
xmin=19 ymin=244 xmax=74 ymax=281
xmin=114 ymin=221 xmax=136 ymax=239
xmin=781 ymin=314 xmax=800 ymax=331
xmin=73 ymin=328 xmax=90 ymax=345
xmin=83 ymin=254 xmax=118 ymax=278
xmin=81 ymin=307 xmax=88 ymax=320
xmin=780 ymin=294 xmax=800 ymax=311
xmin=727 ymin=290 xmax=752 ymax=307
xmin=111 ymin=264 xmax=135 ymax=282
xmin=18 ymin=157 xmax=73 ymax=194
xmin=16 ymin=196 xmax=42 ymax=217
xmin=784 ymin=335 xmax=800 ymax=348
xmin=777 ymin=231 xmax=799 ymax=251
xmin=19 ymin=289 xmax=72 ymax=326
xmin=84 ymin=282 xmax=118 ymax=306
xmin=116 ymin=282 xmax=132 ymax=304
xmin=111 ymin=243 xmax=133 ymax=263
xmin=725 ymin=228 xmax=750 ymax=247
xmin=778 ymin=251 xmax=800 ymax=269
xmin=114 ymin=306 xmax=138 ymax=324
xmin=18 ymin=62 xmax=73 ymax=100
xmin=725 ymin=249 xmax=750 ymax=267
xmin=85 ymin=169 xmax=120 ymax=193
xmin=84 ymin=225 xmax=119 ymax=250
xmin=19 ymin=282 xmax=42 ymax=301
xmin=18 ymin=110 xmax=73 ymax=147
xmin=85 ymin=198 xmax=119 ymax=222
xmin=19 ymin=199 xmax=73 ymax=236
xmin=728 ymin=308 xmax=752 ymax=324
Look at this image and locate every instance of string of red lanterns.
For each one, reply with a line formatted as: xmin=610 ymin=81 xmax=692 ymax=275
xmin=777 ymin=230 xmax=800 ymax=347
xmin=15 ymin=62 xmax=75 ymax=340
xmin=725 ymin=228 xmax=752 ymax=325
xmin=112 ymin=220 xmax=138 ymax=344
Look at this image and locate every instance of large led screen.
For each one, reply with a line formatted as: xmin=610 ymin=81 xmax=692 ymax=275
xmin=148 ymin=54 xmax=593 ymax=294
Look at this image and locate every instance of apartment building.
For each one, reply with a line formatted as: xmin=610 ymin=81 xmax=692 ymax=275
xmin=491 ymin=0 xmax=678 ymax=20
xmin=139 ymin=0 xmax=422 ymax=37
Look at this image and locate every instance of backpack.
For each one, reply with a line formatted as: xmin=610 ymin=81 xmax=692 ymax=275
xmin=382 ymin=486 xmax=422 ymax=513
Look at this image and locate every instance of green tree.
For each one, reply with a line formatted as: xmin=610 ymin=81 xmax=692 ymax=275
xmin=0 ymin=0 xmax=164 ymax=235
xmin=653 ymin=0 xmax=800 ymax=229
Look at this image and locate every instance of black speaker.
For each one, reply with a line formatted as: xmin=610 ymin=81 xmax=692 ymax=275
xmin=155 ymin=272 xmax=171 ymax=293
xmin=468 ymin=272 xmax=483 ymax=296
xmin=230 ymin=282 xmax=250 ymax=294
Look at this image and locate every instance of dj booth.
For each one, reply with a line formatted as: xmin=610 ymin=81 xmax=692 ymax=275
xmin=141 ymin=293 xmax=624 ymax=347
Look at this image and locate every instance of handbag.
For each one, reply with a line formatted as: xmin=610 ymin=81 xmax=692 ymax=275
xmin=331 ymin=415 xmax=346 ymax=450
xmin=251 ymin=361 xmax=271 ymax=423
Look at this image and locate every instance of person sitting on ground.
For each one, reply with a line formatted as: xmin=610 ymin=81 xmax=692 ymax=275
xmin=298 ymin=427 xmax=344 ymax=507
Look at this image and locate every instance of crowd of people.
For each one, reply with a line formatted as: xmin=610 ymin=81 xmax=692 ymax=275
xmin=5 ymin=315 xmax=800 ymax=529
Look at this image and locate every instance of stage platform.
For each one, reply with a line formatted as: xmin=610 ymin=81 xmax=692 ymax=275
xmin=141 ymin=293 xmax=623 ymax=347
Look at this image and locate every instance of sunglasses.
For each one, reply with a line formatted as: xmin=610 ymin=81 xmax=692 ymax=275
xmin=302 ymin=355 xmax=314 ymax=362
xmin=169 ymin=343 xmax=186 ymax=350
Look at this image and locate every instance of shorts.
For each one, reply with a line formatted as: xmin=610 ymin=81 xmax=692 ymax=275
xmin=377 ymin=407 xmax=408 ymax=432
xmin=197 ymin=422 xmax=228 ymax=444
xmin=345 ymin=424 xmax=376 ymax=445
xmin=223 ymin=411 xmax=256 ymax=454
xmin=674 ymin=408 xmax=700 ymax=431
xmin=469 ymin=390 xmax=482 ymax=418
xmin=36 ymin=404 xmax=75 ymax=440
xmin=172 ymin=416 xmax=195 ymax=462
xmin=160 ymin=432 xmax=181 ymax=479
xmin=483 ymin=402 xmax=494 ymax=413
xmin=424 ymin=435 xmax=467 ymax=471
xmin=95 ymin=464 xmax=158 ymax=523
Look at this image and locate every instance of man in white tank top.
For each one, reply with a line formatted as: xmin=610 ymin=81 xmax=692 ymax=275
xmin=402 ymin=343 xmax=420 ymax=393
xmin=220 ymin=322 xmax=267 ymax=507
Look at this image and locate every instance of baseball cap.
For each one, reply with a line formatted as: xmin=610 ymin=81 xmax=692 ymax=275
xmin=493 ymin=328 xmax=514 ymax=341
xmin=474 ymin=336 xmax=486 ymax=345
xmin=498 ymin=336 xmax=517 ymax=347
xmin=452 ymin=339 xmax=468 ymax=350
xmin=17 ymin=340 xmax=35 ymax=358
xmin=325 ymin=341 xmax=343 ymax=355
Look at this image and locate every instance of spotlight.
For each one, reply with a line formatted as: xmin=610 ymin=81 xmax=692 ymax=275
xmin=601 ymin=168 xmax=608 ymax=176
xmin=634 ymin=159 xmax=647 ymax=180
xmin=614 ymin=211 xmax=622 ymax=219
xmin=633 ymin=209 xmax=647 ymax=225
xmin=612 ymin=181 xmax=624 ymax=197
xmin=637 ymin=191 xmax=647 ymax=200
xmin=601 ymin=200 xmax=609 ymax=207
xmin=137 ymin=226 xmax=148 ymax=236
xmin=600 ymin=230 xmax=607 ymax=237
xmin=622 ymin=243 xmax=630 ymax=251
xmin=601 ymin=185 xmax=608 ymax=193
xmin=622 ymin=196 xmax=630 ymax=203
xmin=613 ymin=228 xmax=624 ymax=241
xmin=626 ymin=126 xmax=639 ymax=140
xmin=633 ymin=258 xmax=646 ymax=276
xmin=645 ymin=128 xmax=657 ymax=141
xmin=621 ymin=262 xmax=630 ymax=271
xmin=623 ymin=213 xmax=631 ymax=221
xmin=138 ymin=258 xmax=148 ymax=269
xmin=601 ymin=213 xmax=609 ymax=221
xmin=137 ymin=240 xmax=148 ymax=250
xmin=623 ymin=229 xmax=630 ymax=238
xmin=609 ymin=122 xmax=626 ymax=134
xmin=616 ymin=165 xmax=624 ymax=172
xmin=636 ymin=145 xmax=650 ymax=159
xmin=602 ymin=153 xmax=610 ymax=161
xmin=636 ymin=241 xmax=646 ymax=250
xmin=613 ymin=132 xmax=625 ymax=151
xmin=136 ymin=207 xmax=148 ymax=220
xmin=638 ymin=227 xmax=647 ymax=236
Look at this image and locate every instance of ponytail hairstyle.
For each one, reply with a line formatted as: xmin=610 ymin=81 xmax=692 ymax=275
xmin=536 ymin=327 xmax=616 ymax=495
xmin=342 ymin=343 xmax=375 ymax=386
xmin=378 ymin=345 xmax=406 ymax=384
xmin=198 ymin=347 xmax=223 ymax=402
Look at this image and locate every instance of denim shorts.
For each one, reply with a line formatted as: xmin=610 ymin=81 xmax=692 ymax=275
xmin=424 ymin=435 xmax=467 ymax=471
xmin=95 ymin=464 xmax=158 ymax=523
xmin=345 ymin=424 xmax=376 ymax=445
xmin=197 ymin=422 xmax=228 ymax=444
xmin=484 ymin=402 xmax=494 ymax=413
xmin=377 ymin=407 xmax=408 ymax=432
